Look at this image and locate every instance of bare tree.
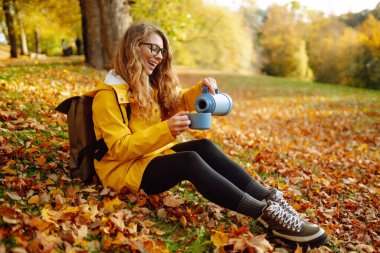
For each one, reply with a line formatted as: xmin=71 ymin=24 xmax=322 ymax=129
xmin=79 ymin=0 xmax=132 ymax=69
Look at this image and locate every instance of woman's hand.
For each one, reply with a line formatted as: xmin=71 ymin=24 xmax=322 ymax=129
xmin=168 ymin=111 xmax=191 ymax=137
xmin=201 ymin=77 xmax=218 ymax=94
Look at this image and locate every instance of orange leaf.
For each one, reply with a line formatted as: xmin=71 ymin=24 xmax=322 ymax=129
xmin=112 ymin=232 xmax=129 ymax=245
xmin=180 ymin=216 xmax=187 ymax=228
xmin=294 ymin=244 xmax=303 ymax=253
xmin=6 ymin=160 xmax=16 ymax=166
xmin=28 ymin=195 xmax=41 ymax=205
xmin=137 ymin=197 xmax=147 ymax=207
xmin=36 ymin=155 xmax=46 ymax=166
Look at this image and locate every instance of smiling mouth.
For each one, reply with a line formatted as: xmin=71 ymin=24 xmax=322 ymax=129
xmin=148 ymin=60 xmax=157 ymax=69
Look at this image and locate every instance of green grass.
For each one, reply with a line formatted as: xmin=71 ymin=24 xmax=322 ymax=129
xmin=178 ymin=71 xmax=380 ymax=99
xmin=149 ymin=217 xmax=212 ymax=252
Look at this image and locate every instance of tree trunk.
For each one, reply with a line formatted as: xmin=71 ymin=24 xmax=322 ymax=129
xmin=19 ymin=28 xmax=28 ymax=55
xmin=79 ymin=0 xmax=132 ymax=69
xmin=3 ymin=0 xmax=18 ymax=58
xmin=14 ymin=0 xmax=28 ymax=55
xmin=34 ymin=30 xmax=40 ymax=54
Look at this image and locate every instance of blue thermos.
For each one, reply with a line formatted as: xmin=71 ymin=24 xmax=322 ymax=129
xmin=195 ymin=87 xmax=233 ymax=116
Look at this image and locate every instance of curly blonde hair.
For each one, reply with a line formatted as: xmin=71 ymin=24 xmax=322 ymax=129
xmin=113 ymin=22 xmax=180 ymax=121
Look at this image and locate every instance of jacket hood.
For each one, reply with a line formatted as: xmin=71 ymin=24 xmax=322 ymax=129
xmin=104 ymin=69 xmax=127 ymax=85
xmin=83 ymin=70 xmax=131 ymax=104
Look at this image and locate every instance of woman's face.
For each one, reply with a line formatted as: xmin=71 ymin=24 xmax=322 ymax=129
xmin=139 ymin=32 xmax=165 ymax=75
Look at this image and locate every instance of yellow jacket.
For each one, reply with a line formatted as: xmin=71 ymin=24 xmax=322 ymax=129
xmin=84 ymin=70 xmax=202 ymax=192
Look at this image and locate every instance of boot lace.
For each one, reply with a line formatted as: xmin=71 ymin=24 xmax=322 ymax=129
xmin=266 ymin=201 xmax=302 ymax=232
xmin=274 ymin=190 xmax=299 ymax=217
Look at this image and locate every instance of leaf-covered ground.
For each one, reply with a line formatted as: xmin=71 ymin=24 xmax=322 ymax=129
xmin=0 ymin=61 xmax=379 ymax=253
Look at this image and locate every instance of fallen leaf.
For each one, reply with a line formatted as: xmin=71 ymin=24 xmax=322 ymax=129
xmin=163 ymin=194 xmax=184 ymax=207
xmin=36 ymin=155 xmax=46 ymax=166
xmin=28 ymin=195 xmax=41 ymax=204
xmin=6 ymin=192 xmax=22 ymax=201
xmin=211 ymin=230 xmax=229 ymax=247
xmin=180 ymin=216 xmax=187 ymax=228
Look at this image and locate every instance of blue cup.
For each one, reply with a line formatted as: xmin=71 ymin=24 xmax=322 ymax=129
xmin=188 ymin=113 xmax=212 ymax=130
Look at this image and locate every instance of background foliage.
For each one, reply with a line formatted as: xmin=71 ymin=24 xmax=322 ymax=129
xmin=0 ymin=0 xmax=380 ymax=85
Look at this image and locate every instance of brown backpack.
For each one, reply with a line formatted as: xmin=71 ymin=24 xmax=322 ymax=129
xmin=56 ymin=94 xmax=130 ymax=183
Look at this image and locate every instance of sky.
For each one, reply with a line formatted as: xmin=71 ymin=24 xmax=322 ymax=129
xmin=207 ymin=0 xmax=380 ymax=15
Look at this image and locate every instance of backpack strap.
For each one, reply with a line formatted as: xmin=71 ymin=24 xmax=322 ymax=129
xmin=77 ymin=138 xmax=108 ymax=170
xmin=82 ymin=90 xmax=130 ymax=163
xmin=60 ymin=90 xmax=131 ymax=168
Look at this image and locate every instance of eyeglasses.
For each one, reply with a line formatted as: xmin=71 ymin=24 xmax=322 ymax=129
xmin=140 ymin=42 xmax=167 ymax=58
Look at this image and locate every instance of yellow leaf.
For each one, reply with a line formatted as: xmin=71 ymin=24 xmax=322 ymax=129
xmin=75 ymin=239 xmax=89 ymax=248
xmin=44 ymin=178 xmax=55 ymax=185
xmin=6 ymin=160 xmax=16 ymax=166
xmin=49 ymin=188 xmax=64 ymax=196
xmin=211 ymin=230 xmax=229 ymax=247
xmin=277 ymin=182 xmax=287 ymax=191
xmin=63 ymin=206 xmax=79 ymax=214
xmin=2 ymin=167 xmax=17 ymax=175
xmin=40 ymin=208 xmax=60 ymax=227
xmin=36 ymin=155 xmax=46 ymax=166
xmin=104 ymin=197 xmax=125 ymax=212
xmin=28 ymin=195 xmax=41 ymax=205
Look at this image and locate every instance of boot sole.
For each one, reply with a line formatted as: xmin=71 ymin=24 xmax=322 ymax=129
xmin=272 ymin=228 xmax=328 ymax=247
xmin=278 ymin=231 xmax=328 ymax=250
xmin=257 ymin=218 xmax=328 ymax=248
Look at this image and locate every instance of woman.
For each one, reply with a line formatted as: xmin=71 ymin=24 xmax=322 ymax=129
xmin=88 ymin=22 xmax=327 ymax=247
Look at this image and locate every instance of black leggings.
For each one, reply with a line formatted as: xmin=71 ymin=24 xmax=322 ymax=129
xmin=140 ymin=139 xmax=256 ymax=210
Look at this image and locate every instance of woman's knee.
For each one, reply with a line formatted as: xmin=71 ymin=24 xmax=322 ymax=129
xmin=178 ymin=151 xmax=210 ymax=173
xmin=181 ymin=151 xmax=204 ymax=165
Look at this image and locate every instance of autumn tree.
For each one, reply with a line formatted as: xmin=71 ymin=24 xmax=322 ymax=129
xmin=131 ymin=0 xmax=253 ymax=71
xmin=185 ymin=4 xmax=252 ymax=71
xmin=130 ymin=0 xmax=206 ymax=67
xmin=79 ymin=0 xmax=131 ymax=69
xmin=306 ymin=14 xmax=360 ymax=85
xmin=353 ymin=14 xmax=380 ymax=89
xmin=259 ymin=4 xmax=312 ymax=80
xmin=1 ymin=0 xmax=82 ymax=56
xmin=239 ymin=0 xmax=265 ymax=73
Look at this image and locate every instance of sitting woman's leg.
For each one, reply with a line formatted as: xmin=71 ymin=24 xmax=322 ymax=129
xmin=173 ymin=139 xmax=302 ymax=218
xmin=172 ymin=139 xmax=271 ymax=200
xmin=140 ymin=150 xmax=327 ymax=247
xmin=140 ymin=151 xmax=266 ymax=218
